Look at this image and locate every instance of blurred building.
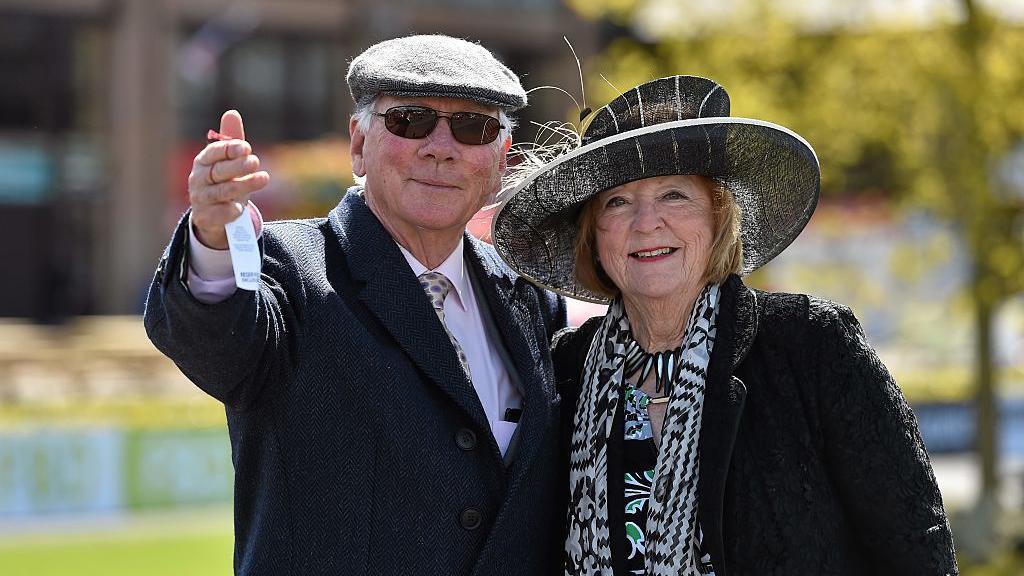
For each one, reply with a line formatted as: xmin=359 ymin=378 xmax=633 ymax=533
xmin=0 ymin=0 xmax=596 ymax=319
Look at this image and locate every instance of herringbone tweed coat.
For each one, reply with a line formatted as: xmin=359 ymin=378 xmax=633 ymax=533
xmin=551 ymin=274 xmax=957 ymax=575
xmin=145 ymin=189 xmax=567 ymax=576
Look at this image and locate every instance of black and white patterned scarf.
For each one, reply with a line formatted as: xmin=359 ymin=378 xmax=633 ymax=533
xmin=565 ymin=283 xmax=720 ymax=576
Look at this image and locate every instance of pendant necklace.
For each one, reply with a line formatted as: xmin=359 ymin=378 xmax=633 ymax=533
xmin=622 ymin=337 xmax=684 ymax=405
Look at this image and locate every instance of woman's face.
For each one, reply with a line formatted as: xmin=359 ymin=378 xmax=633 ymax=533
xmin=594 ymin=175 xmax=715 ymax=303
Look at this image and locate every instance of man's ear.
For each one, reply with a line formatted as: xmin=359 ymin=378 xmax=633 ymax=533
xmin=498 ymin=136 xmax=511 ymax=173
xmin=350 ymin=116 xmax=366 ymax=177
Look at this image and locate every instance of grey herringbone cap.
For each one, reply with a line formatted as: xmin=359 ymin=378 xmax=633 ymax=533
xmin=346 ymin=35 xmax=527 ymax=111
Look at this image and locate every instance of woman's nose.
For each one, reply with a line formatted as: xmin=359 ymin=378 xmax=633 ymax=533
xmin=632 ymin=201 xmax=663 ymax=232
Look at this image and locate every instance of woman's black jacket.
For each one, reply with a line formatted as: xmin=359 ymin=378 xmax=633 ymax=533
xmin=552 ymin=274 xmax=958 ymax=575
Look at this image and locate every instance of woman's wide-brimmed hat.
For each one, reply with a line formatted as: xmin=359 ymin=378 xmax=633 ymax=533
xmin=491 ymin=75 xmax=820 ymax=303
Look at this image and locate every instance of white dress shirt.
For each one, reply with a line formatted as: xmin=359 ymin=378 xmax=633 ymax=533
xmin=186 ymin=208 xmax=520 ymax=455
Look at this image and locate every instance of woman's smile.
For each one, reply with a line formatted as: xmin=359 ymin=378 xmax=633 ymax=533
xmin=628 ymin=246 xmax=678 ymax=262
xmin=595 ymin=175 xmax=714 ymax=303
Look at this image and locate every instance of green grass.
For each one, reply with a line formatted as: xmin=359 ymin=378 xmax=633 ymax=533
xmin=0 ymin=533 xmax=234 ymax=576
xmin=1 ymin=510 xmax=1020 ymax=575
xmin=0 ymin=509 xmax=233 ymax=576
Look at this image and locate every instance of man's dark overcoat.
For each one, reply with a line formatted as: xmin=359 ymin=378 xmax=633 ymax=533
xmin=145 ymin=189 xmax=567 ymax=576
xmin=551 ymin=274 xmax=957 ymax=575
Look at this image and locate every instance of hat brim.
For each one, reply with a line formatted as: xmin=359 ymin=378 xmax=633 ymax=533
xmin=492 ymin=117 xmax=821 ymax=303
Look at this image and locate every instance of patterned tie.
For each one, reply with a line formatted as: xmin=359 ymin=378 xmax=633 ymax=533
xmin=418 ymin=271 xmax=472 ymax=381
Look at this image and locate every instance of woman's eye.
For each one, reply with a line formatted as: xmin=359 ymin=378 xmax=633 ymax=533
xmin=663 ymin=190 xmax=687 ymax=200
xmin=605 ymin=196 xmax=627 ymax=208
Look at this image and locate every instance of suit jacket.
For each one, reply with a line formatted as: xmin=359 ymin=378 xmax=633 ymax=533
xmin=551 ymin=274 xmax=957 ymax=575
xmin=145 ymin=189 xmax=567 ymax=576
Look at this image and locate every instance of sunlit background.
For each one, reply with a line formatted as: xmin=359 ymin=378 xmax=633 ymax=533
xmin=0 ymin=0 xmax=1022 ymax=574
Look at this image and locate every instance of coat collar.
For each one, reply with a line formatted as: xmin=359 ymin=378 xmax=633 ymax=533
xmin=572 ymin=275 xmax=757 ymax=573
xmin=697 ymin=273 xmax=758 ymax=575
xmin=328 ymin=189 xmax=491 ymax=432
xmin=327 ymin=189 xmax=555 ymax=468
xmin=464 ymin=232 xmax=559 ymax=474
xmin=396 ymin=237 xmax=472 ymax=312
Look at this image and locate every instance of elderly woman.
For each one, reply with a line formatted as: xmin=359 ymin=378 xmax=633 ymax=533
xmin=492 ymin=76 xmax=957 ymax=575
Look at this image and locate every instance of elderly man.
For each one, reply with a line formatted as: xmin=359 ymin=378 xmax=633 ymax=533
xmin=145 ymin=35 xmax=566 ymax=576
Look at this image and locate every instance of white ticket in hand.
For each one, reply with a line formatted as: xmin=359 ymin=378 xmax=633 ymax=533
xmin=225 ymin=205 xmax=261 ymax=291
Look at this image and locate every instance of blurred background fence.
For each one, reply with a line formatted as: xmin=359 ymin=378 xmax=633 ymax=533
xmin=0 ymin=0 xmax=1022 ymax=574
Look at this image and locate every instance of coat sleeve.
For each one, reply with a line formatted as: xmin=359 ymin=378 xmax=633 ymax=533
xmin=550 ymin=316 xmax=603 ymax=413
xmin=550 ymin=325 xmax=582 ymax=405
xmin=549 ymin=316 xmax=601 ymax=562
xmin=536 ymin=287 xmax=569 ymax=343
xmin=809 ymin=299 xmax=958 ymax=575
xmin=143 ymin=213 xmax=302 ymax=411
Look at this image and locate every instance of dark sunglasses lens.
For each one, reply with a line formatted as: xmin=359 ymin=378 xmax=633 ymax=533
xmin=451 ymin=114 xmax=501 ymax=145
xmin=384 ymin=108 xmax=437 ymax=139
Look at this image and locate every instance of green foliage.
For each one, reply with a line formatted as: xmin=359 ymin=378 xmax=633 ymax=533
xmin=565 ymin=0 xmax=644 ymax=24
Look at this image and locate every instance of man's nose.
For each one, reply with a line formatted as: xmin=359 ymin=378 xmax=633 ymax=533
xmin=418 ymin=117 xmax=459 ymax=161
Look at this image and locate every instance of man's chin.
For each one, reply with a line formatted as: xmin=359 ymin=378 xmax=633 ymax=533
xmin=409 ymin=213 xmax=474 ymax=235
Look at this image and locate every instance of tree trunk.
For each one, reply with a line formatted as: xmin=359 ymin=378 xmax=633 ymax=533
xmin=974 ymin=288 xmax=998 ymax=497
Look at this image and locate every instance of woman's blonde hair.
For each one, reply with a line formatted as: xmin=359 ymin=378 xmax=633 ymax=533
xmin=573 ymin=175 xmax=744 ymax=299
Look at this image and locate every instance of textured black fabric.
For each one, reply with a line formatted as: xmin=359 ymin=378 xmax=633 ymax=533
xmin=144 ymin=190 xmax=568 ymax=576
xmin=551 ymin=275 xmax=957 ymax=576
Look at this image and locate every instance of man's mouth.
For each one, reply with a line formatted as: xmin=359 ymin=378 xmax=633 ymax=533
xmin=629 ymin=247 xmax=677 ymax=260
xmin=412 ymin=178 xmax=458 ymax=189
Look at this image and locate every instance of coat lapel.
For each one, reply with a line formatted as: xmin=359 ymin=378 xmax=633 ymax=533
xmin=328 ymin=191 xmax=490 ymax=433
xmin=464 ymin=235 xmax=555 ymax=474
xmin=698 ymin=274 xmax=757 ymax=574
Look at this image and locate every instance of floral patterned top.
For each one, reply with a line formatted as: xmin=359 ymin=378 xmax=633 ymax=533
xmin=622 ymin=385 xmax=715 ymax=575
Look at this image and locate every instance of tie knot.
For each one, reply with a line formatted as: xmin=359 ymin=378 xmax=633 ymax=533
xmin=418 ymin=271 xmax=454 ymax=310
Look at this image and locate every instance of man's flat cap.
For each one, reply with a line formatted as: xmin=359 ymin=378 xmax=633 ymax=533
xmin=346 ymin=35 xmax=527 ymax=111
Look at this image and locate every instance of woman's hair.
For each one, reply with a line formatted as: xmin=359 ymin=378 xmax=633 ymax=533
xmin=574 ymin=175 xmax=744 ymax=299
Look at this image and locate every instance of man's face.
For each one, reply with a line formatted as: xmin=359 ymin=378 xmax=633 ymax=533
xmin=350 ymin=95 xmax=509 ymax=243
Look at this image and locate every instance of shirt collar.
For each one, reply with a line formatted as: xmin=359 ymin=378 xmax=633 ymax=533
xmin=397 ymin=237 xmax=470 ymax=312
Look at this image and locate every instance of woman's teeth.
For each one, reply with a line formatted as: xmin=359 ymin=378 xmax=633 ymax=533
xmin=630 ymin=247 xmax=676 ymax=259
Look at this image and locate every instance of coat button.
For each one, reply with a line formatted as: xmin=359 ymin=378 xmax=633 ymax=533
xmin=460 ymin=507 xmax=482 ymax=530
xmin=455 ymin=428 xmax=477 ymax=451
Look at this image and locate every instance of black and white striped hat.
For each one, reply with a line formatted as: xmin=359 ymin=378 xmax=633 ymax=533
xmin=492 ymin=75 xmax=820 ymax=303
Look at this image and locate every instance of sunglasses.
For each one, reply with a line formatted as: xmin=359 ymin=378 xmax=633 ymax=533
xmin=372 ymin=106 xmax=505 ymax=145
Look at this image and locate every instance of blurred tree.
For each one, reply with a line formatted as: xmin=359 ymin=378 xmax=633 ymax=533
xmin=567 ymin=0 xmax=1024 ymax=558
